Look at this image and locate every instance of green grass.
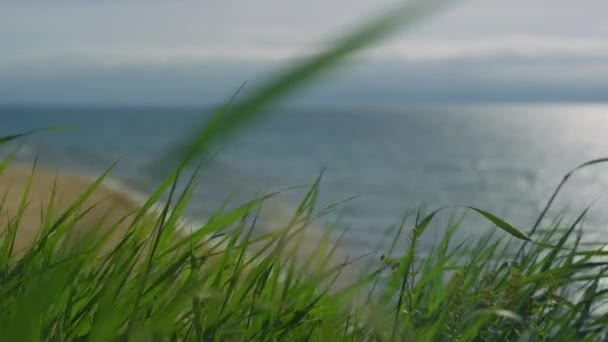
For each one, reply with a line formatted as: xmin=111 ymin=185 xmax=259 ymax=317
xmin=3 ymin=0 xmax=608 ymax=340
xmin=1 ymin=155 xmax=608 ymax=341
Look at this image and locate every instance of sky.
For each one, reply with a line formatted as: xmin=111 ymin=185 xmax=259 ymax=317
xmin=1 ymin=0 xmax=607 ymax=106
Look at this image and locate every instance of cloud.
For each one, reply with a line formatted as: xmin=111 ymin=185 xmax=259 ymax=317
xmin=373 ymin=36 xmax=608 ymax=62
xmin=2 ymin=51 xmax=606 ymax=106
xmin=1 ymin=1 xmax=606 ymax=104
xmin=2 ymin=34 xmax=607 ymax=71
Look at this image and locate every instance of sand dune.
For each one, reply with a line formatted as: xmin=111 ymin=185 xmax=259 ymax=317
xmin=0 ymin=164 xmax=361 ymax=288
xmin=0 ymin=164 xmax=158 ymax=255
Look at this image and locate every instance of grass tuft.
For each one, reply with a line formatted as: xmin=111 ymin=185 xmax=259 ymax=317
xmin=1 ymin=156 xmax=607 ymax=340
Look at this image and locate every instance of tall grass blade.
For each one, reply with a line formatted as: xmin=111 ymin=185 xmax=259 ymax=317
xmin=176 ymin=0 xmax=452 ymax=166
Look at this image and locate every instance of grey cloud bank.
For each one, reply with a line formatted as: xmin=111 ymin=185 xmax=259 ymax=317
xmin=1 ymin=0 xmax=606 ymax=105
xmin=3 ymin=56 xmax=605 ymax=106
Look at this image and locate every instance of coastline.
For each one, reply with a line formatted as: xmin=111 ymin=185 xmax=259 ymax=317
xmin=0 ymin=163 xmax=361 ymax=286
xmin=0 ymin=163 xmax=155 ymax=254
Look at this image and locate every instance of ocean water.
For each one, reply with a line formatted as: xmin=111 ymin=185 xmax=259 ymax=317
xmin=1 ymin=103 xmax=608 ymax=255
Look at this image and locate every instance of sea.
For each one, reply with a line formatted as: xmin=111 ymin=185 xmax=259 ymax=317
xmin=1 ymin=103 xmax=608 ymax=257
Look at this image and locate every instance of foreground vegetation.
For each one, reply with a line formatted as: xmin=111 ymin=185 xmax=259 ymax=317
xmin=1 ymin=152 xmax=608 ymax=341
xmin=3 ymin=1 xmax=608 ymax=340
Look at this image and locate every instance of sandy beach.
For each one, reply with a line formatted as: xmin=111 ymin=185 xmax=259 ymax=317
xmin=0 ymin=164 xmax=156 ymax=255
xmin=0 ymin=163 xmax=360 ymax=287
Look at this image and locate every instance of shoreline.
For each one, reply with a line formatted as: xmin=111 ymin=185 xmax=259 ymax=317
xmin=0 ymin=163 xmax=362 ymax=286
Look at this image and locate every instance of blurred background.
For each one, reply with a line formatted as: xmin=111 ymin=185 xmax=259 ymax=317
xmin=1 ymin=0 xmax=607 ymax=254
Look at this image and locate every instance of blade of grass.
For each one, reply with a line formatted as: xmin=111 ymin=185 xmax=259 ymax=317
xmin=176 ymin=0 xmax=453 ymax=167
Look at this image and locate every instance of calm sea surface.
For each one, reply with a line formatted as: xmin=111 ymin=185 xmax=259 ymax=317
xmin=2 ymin=103 xmax=608 ymax=254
